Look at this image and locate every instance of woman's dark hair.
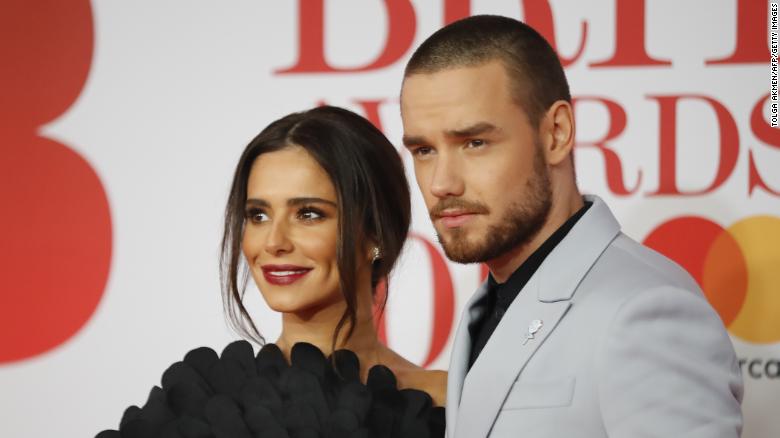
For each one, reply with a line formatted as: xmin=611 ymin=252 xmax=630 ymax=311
xmin=220 ymin=105 xmax=411 ymax=347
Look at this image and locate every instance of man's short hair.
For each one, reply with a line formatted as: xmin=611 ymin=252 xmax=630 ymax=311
xmin=404 ymin=15 xmax=571 ymax=128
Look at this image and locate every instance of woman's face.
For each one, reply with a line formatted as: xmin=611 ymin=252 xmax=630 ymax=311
xmin=242 ymin=146 xmax=344 ymax=315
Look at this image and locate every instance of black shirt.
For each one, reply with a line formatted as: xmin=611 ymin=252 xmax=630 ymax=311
xmin=467 ymin=201 xmax=592 ymax=370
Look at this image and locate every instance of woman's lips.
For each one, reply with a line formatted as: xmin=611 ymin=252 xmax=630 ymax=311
xmin=261 ymin=265 xmax=312 ymax=285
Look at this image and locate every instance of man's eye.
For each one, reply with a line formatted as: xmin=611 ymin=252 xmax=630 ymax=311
xmin=412 ymin=146 xmax=434 ymax=157
xmin=466 ymin=139 xmax=486 ymax=148
xmin=245 ymin=208 xmax=269 ymax=223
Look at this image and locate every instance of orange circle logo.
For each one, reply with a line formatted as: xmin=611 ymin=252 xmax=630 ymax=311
xmin=644 ymin=216 xmax=780 ymax=344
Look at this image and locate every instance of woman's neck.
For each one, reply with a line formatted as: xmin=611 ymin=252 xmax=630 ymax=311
xmin=276 ymin=305 xmax=382 ymax=357
xmin=275 ymin=278 xmax=384 ymax=361
xmin=274 ymin=281 xmax=426 ymax=383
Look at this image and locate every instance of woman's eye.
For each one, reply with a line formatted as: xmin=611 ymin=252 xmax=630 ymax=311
xmin=245 ymin=209 xmax=269 ymax=223
xmin=466 ymin=139 xmax=486 ymax=148
xmin=297 ymin=207 xmax=324 ymax=221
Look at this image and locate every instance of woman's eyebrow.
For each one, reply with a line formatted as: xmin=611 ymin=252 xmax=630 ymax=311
xmin=287 ymin=197 xmax=337 ymax=207
xmin=246 ymin=197 xmax=337 ymax=208
xmin=245 ymin=198 xmax=269 ymax=208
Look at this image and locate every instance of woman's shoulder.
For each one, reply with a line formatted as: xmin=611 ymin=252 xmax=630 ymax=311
xmin=404 ymin=368 xmax=448 ymax=407
xmin=389 ymin=360 xmax=448 ymax=407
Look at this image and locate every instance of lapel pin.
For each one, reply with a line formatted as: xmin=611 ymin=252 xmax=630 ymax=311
xmin=522 ymin=319 xmax=543 ymax=345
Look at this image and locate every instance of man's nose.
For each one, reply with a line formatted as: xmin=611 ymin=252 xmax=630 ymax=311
xmin=430 ymin=152 xmax=465 ymax=199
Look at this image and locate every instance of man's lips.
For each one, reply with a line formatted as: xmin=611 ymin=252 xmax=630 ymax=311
xmin=261 ymin=264 xmax=312 ymax=285
xmin=435 ymin=211 xmax=479 ymax=229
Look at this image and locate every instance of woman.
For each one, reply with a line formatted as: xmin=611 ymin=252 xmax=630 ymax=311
xmin=221 ymin=105 xmax=446 ymax=403
xmin=98 ymin=106 xmax=445 ymax=438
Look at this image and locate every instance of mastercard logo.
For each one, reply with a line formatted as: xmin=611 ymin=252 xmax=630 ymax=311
xmin=643 ymin=215 xmax=780 ymax=344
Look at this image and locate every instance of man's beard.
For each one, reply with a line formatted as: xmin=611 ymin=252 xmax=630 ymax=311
xmin=433 ymin=145 xmax=552 ymax=264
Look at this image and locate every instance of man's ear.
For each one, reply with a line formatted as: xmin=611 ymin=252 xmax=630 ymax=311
xmin=540 ymin=100 xmax=575 ymax=166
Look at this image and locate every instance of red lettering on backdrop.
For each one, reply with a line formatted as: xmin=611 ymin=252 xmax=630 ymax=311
xmin=0 ymin=0 xmax=112 ymax=363
xmin=280 ymin=0 xmax=767 ymax=74
xmin=572 ymin=97 xmax=641 ymax=195
xmin=276 ymin=0 xmax=416 ymax=74
xmin=372 ymin=234 xmax=454 ymax=367
xmin=410 ymin=233 xmax=455 ymax=368
xmin=443 ymin=0 xmax=588 ymax=67
xmin=648 ymin=95 xmax=739 ymax=196
xmin=590 ymin=0 xmax=671 ymax=67
xmin=522 ymin=0 xmax=587 ymax=67
xmin=442 ymin=0 xmax=470 ymax=25
xmin=748 ymin=94 xmax=780 ymax=196
xmin=706 ymin=0 xmax=768 ymax=65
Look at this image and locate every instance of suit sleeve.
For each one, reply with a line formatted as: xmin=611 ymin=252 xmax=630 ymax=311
xmin=595 ymin=286 xmax=744 ymax=438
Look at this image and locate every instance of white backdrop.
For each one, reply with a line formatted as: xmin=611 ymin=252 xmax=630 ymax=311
xmin=1 ymin=1 xmax=778 ymax=437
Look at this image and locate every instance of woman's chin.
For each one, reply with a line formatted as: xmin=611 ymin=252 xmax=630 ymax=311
xmin=263 ymin=294 xmax=324 ymax=315
xmin=262 ymin=296 xmax=306 ymax=314
xmin=265 ymin=295 xmax=345 ymax=320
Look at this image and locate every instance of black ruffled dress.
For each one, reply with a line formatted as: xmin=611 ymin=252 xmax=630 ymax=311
xmin=96 ymin=341 xmax=445 ymax=438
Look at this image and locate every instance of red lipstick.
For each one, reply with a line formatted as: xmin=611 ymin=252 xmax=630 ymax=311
xmin=261 ymin=264 xmax=312 ymax=285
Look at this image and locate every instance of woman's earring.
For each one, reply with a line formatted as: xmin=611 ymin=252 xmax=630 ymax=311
xmin=372 ymin=247 xmax=382 ymax=262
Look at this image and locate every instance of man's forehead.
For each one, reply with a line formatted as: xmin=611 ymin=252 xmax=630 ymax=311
xmin=404 ymin=68 xmax=484 ymax=98
xmin=402 ymin=63 xmax=511 ymax=107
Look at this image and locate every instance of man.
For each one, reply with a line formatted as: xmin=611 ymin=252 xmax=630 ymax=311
xmin=400 ymin=15 xmax=743 ymax=438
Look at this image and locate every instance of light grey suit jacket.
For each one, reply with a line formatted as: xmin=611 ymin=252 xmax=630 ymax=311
xmin=446 ymin=195 xmax=743 ymax=438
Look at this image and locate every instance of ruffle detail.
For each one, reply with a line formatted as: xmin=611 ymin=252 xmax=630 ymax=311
xmin=96 ymin=341 xmax=445 ymax=438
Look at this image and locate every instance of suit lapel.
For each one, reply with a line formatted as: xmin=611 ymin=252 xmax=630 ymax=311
xmin=536 ymin=195 xmax=620 ymax=303
xmin=454 ymin=274 xmax=571 ymax=438
xmin=446 ymin=282 xmax=489 ymax=437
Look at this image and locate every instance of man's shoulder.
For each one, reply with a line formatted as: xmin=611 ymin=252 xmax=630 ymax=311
xmin=571 ymin=232 xmax=705 ymax=312
xmin=599 ymin=232 xmax=700 ymax=292
xmin=561 ymin=195 xmax=700 ymax=299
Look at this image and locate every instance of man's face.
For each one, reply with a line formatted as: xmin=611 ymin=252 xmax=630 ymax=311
xmin=400 ymin=61 xmax=552 ymax=264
